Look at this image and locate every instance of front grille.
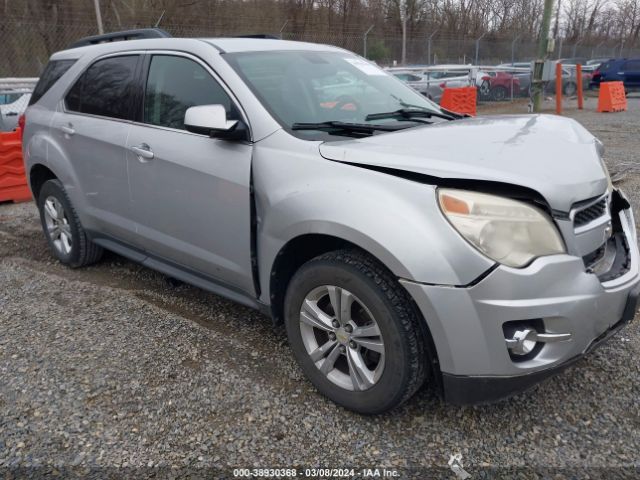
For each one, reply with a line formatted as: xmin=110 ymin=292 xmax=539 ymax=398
xmin=574 ymin=197 xmax=607 ymax=227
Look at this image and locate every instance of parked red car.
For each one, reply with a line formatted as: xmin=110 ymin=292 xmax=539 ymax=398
xmin=478 ymin=71 xmax=521 ymax=101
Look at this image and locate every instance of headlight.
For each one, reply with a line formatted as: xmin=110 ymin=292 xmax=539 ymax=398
xmin=438 ymin=189 xmax=565 ymax=268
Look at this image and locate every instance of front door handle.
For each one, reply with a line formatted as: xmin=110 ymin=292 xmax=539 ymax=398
xmin=60 ymin=124 xmax=75 ymax=136
xmin=130 ymin=143 xmax=154 ymax=161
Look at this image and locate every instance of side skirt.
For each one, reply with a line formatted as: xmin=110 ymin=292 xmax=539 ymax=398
xmin=89 ymin=232 xmax=271 ymax=316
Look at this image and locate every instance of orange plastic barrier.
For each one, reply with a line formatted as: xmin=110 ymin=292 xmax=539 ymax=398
xmin=0 ymin=127 xmax=31 ymax=203
xmin=597 ymin=81 xmax=627 ymax=113
xmin=440 ymin=86 xmax=477 ymax=116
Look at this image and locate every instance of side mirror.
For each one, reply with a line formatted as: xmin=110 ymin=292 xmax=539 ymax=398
xmin=184 ymin=105 xmax=247 ymax=140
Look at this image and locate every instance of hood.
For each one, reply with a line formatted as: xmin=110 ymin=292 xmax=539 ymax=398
xmin=319 ymin=114 xmax=608 ymax=212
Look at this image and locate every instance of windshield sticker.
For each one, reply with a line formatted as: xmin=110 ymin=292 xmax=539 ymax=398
xmin=344 ymin=58 xmax=387 ymax=76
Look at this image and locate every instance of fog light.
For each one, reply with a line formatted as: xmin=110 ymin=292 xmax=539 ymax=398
xmin=505 ymin=328 xmax=572 ymax=356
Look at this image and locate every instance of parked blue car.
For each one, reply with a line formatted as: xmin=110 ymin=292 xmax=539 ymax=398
xmin=590 ymin=58 xmax=640 ymax=90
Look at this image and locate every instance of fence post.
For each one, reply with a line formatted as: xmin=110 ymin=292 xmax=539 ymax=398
xmin=577 ymin=63 xmax=583 ymax=109
xmin=619 ymin=40 xmax=625 ymax=57
xmin=475 ymin=33 xmax=486 ymax=65
xmin=557 ymin=37 xmax=563 ymax=59
xmin=511 ymin=35 xmax=520 ymax=64
xmin=556 ymin=62 xmax=563 ymax=114
xmin=279 ymin=20 xmax=289 ymax=40
xmin=93 ymin=0 xmax=104 ymax=34
xmin=572 ymin=38 xmax=582 ymax=57
xmin=363 ymin=25 xmax=374 ymax=58
xmin=401 ymin=18 xmax=407 ymax=65
xmin=510 ymin=35 xmax=520 ymax=102
xmin=427 ymin=30 xmax=438 ymax=65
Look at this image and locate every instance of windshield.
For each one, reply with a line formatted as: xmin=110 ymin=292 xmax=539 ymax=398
xmin=224 ymin=50 xmax=443 ymax=139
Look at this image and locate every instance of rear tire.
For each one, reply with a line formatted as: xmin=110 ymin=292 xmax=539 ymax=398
xmin=284 ymin=249 xmax=429 ymax=414
xmin=37 ymin=179 xmax=103 ymax=268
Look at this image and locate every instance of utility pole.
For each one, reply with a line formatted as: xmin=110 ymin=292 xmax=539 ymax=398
xmin=532 ymin=0 xmax=555 ymax=112
xmin=93 ymin=0 xmax=104 ymax=35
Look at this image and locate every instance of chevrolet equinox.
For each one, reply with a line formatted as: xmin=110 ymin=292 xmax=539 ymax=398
xmin=23 ymin=31 xmax=640 ymax=414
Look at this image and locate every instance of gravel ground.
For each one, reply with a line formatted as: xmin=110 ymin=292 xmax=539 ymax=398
xmin=1 ymin=100 xmax=640 ymax=479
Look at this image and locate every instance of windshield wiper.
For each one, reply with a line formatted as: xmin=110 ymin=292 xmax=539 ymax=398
xmin=291 ymin=121 xmax=410 ymax=134
xmin=385 ymin=96 xmax=468 ymax=120
xmin=366 ymin=107 xmax=457 ymax=122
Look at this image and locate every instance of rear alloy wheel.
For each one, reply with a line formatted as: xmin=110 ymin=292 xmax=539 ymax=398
xmin=284 ymin=250 xmax=429 ymax=414
xmin=43 ymin=196 xmax=73 ymax=256
xmin=37 ymin=179 xmax=103 ymax=268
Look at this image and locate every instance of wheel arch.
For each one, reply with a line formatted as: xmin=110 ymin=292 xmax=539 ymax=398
xmin=29 ymin=163 xmax=58 ymax=202
xmin=268 ymin=232 xmax=444 ymax=392
xmin=268 ymin=232 xmax=398 ymax=325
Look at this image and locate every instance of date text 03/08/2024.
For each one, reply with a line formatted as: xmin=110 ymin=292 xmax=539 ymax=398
xmin=232 ymin=468 xmax=400 ymax=478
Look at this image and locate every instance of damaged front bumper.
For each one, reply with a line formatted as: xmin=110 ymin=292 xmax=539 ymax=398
xmin=402 ymin=191 xmax=640 ymax=405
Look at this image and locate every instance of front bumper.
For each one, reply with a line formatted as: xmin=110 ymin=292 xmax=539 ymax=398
xmin=402 ymin=203 xmax=640 ymax=405
xmin=441 ymin=283 xmax=639 ymax=404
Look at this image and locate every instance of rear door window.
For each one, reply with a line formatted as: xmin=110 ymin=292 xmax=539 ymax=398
xmin=29 ymin=59 xmax=77 ymax=105
xmin=65 ymin=55 xmax=139 ymax=120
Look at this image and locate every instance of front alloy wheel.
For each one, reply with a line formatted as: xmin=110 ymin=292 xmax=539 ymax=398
xmin=299 ymin=285 xmax=385 ymax=391
xmin=284 ymin=250 xmax=430 ymax=414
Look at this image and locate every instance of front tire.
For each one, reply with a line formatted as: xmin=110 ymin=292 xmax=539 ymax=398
xmin=284 ymin=250 xmax=429 ymax=414
xmin=491 ymin=85 xmax=508 ymax=101
xmin=37 ymin=179 xmax=103 ymax=268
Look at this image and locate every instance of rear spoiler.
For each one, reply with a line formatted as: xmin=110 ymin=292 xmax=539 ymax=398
xmin=67 ymin=28 xmax=172 ymax=49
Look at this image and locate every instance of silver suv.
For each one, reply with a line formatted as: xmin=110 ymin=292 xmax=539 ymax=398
xmin=23 ymin=32 xmax=640 ymax=414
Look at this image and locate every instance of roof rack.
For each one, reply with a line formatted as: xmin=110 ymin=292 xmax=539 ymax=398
xmin=67 ymin=28 xmax=172 ymax=49
xmin=233 ymin=34 xmax=280 ymax=39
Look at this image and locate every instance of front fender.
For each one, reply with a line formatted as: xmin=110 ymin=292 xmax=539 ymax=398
xmin=253 ymin=132 xmax=495 ymax=304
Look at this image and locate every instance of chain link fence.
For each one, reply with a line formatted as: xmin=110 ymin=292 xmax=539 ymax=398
xmin=2 ymin=19 xmax=640 ymax=79
xmin=1 ymin=19 xmax=639 ymax=109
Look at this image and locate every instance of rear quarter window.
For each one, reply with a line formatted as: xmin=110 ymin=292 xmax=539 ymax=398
xmin=624 ymin=60 xmax=640 ymax=71
xmin=29 ymin=59 xmax=77 ymax=106
xmin=65 ymin=55 xmax=139 ymax=121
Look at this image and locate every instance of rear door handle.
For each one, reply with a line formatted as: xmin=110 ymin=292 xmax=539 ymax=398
xmin=60 ymin=124 xmax=75 ymax=136
xmin=5 ymin=112 xmax=18 ymax=117
xmin=130 ymin=143 xmax=154 ymax=161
